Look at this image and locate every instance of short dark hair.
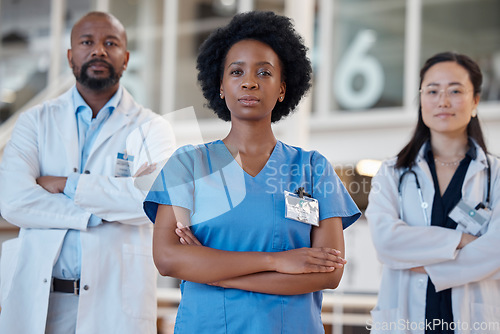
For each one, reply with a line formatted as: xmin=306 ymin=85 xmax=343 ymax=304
xmin=396 ymin=52 xmax=487 ymax=169
xmin=196 ymin=11 xmax=312 ymax=123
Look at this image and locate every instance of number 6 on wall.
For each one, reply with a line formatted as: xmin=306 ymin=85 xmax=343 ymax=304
xmin=333 ymin=30 xmax=385 ymax=110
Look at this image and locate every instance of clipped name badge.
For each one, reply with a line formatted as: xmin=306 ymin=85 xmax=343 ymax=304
xmin=115 ymin=151 xmax=134 ymax=177
xmin=284 ymin=190 xmax=319 ymax=226
xmin=449 ymin=199 xmax=491 ymax=236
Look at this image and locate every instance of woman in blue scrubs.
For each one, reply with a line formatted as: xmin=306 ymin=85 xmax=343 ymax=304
xmin=144 ymin=11 xmax=360 ymax=333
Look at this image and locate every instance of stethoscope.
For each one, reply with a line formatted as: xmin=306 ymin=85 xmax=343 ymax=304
xmin=398 ymin=158 xmax=491 ymax=224
xmin=398 ymin=169 xmax=429 ymax=225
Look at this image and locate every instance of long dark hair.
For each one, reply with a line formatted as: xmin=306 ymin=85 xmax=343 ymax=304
xmin=396 ymin=52 xmax=487 ymax=169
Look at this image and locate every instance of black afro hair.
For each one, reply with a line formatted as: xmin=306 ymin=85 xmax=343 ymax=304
xmin=196 ymin=11 xmax=312 ymax=123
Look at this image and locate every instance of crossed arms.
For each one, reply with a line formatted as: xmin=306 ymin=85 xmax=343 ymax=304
xmin=153 ymin=204 xmax=347 ymax=295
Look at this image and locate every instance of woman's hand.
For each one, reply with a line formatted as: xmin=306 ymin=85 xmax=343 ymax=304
xmin=457 ymin=232 xmax=478 ymax=249
xmin=207 ymin=248 xmax=346 ymax=288
xmin=271 ymin=247 xmax=346 ymax=274
xmin=175 ymin=222 xmax=346 ymax=275
xmin=410 ymin=233 xmax=479 ymax=275
xmin=175 ymin=222 xmax=202 ymax=246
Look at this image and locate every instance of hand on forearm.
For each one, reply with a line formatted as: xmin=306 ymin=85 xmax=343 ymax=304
xmin=457 ymin=233 xmax=478 ymax=249
xmin=133 ymin=162 xmax=157 ymax=177
xmin=270 ymin=247 xmax=345 ymax=274
xmin=175 ymin=222 xmax=346 ymax=275
xmin=36 ymin=176 xmax=67 ymax=194
xmin=157 ymin=208 xmax=346 ymax=287
xmin=411 ymin=232 xmax=478 ymax=275
xmin=176 ymin=222 xmax=202 ymax=246
xmin=208 ymin=270 xmax=343 ymax=295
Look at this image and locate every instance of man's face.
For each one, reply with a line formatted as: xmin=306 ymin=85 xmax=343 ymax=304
xmin=68 ymin=15 xmax=129 ymax=91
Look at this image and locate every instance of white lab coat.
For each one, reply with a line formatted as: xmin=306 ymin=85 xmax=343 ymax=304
xmin=0 ymin=86 xmax=176 ymax=334
xmin=365 ymin=141 xmax=500 ymax=334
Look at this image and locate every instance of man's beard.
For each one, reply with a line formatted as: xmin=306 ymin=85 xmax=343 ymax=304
xmin=73 ymin=59 xmax=121 ymax=91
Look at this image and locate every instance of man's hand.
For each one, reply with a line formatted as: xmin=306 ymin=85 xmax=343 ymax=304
xmin=133 ymin=162 xmax=157 ymax=178
xmin=36 ymin=176 xmax=67 ymax=194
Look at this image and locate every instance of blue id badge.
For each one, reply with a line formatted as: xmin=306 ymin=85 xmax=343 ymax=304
xmin=284 ymin=190 xmax=319 ymax=226
xmin=115 ymin=151 xmax=134 ymax=177
xmin=449 ymin=198 xmax=491 ymax=236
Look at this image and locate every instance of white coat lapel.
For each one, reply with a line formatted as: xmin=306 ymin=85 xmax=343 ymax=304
xmin=464 ymin=156 xmax=487 ymax=185
xmin=462 ymin=143 xmax=488 ymax=197
xmin=88 ymin=89 xmax=140 ymax=159
xmin=416 ymin=145 xmax=433 ymax=184
xmin=53 ymin=89 xmax=79 ymax=170
xmin=415 ymin=145 xmax=435 ymax=224
xmin=89 ymin=109 xmax=129 ymax=158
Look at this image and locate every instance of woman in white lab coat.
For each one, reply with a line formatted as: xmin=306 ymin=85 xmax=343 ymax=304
xmin=366 ymin=52 xmax=500 ymax=334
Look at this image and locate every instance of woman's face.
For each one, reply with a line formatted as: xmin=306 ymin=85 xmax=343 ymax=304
xmin=220 ymin=39 xmax=286 ymax=123
xmin=420 ymin=61 xmax=479 ymax=137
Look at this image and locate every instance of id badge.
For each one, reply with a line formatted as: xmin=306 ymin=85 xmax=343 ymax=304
xmin=115 ymin=151 xmax=134 ymax=177
xmin=284 ymin=190 xmax=319 ymax=226
xmin=449 ymin=199 xmax=491 ymax=236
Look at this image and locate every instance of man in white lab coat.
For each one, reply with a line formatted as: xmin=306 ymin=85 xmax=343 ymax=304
xmin=0 ymin=12 xmax=175 ymax=333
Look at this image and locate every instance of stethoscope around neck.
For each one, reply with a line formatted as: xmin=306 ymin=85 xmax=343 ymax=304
xmin=397 ymin=158 xmax=491 ymax=225
xmin=398 ymin=169 xmax=429 ymax=225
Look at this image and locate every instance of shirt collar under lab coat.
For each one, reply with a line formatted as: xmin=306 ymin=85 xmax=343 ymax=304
xmin=417 ymin=137 xmax=487 ymax=168
xmin=71 ymin=85 xmax=123 ymax=121
xmin=423 ymin=139 xmax=478 ymax=163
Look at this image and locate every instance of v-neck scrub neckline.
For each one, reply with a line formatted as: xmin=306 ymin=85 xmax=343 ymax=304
xmin=216 ymin=139 xmax=280 ymax=179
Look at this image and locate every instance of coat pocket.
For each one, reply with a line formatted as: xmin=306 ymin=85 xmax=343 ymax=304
xmin=121 ymin=244 xmax=157 ymax=320
xmin=0 ymin=238 xmax=21 ymax=304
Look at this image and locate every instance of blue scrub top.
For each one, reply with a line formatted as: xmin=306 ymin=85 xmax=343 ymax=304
xmin=144 ymin=140 xmax=360 ymax=334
